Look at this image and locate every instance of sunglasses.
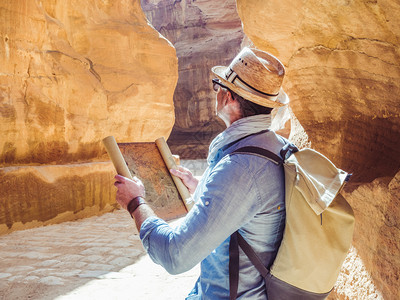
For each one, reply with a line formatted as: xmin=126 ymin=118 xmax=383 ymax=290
xmin=212 ymin=78 xmax=229 ymax=92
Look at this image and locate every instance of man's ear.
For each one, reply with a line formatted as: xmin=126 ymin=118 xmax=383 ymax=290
xmin=225 ymin=90 xmax=235 ymax=103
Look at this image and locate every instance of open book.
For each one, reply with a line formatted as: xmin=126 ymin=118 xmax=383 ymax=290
xmin=102 ymin=136 xmax=193 ymax=220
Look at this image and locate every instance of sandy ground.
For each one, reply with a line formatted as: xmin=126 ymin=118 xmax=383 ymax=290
xmin=0 ymin=210 xmax=200 ymax=300
xmin=0 ymin=160 xmax=208 ymax=300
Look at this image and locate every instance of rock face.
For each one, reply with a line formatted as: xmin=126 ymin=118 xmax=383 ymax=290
xmin=141 ymin=0 xmax=245 ymax=159
xmin=236 ymin=0 xmax=400 ymax=298
xmin=332 ymin=173 xmax=399 ymax=299
xmin=237 ymin=0 xmax=400 ymax=185
xmin=0 ymin=162 xmax=116 ymax=233
xmin=0 ymin=0 xmax=178 ymax=233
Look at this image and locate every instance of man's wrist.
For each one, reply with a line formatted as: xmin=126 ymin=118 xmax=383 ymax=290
xmin=127 ymin=196 xmax=146 ymax=217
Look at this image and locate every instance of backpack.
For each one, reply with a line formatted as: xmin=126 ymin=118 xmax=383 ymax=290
xmin=229 ymin=143 xmax=355 ymax=300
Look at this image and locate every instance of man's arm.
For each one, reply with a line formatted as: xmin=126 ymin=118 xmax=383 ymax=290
xmin=139 ymin=156 xmax=268 ymax=275
xmin=130 ymin=203 xmax=155 ymax=231
xmin=114 ymin=157 xmax=268 ymax=275
xmin=114 ymin=174 xmax=156 ymax=231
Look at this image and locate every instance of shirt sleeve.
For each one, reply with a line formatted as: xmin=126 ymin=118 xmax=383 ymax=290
xmin=140 ymin=154 xmax=266 ymax=275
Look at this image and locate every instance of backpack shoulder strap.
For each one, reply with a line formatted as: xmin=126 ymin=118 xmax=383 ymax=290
xmin=228 ymin=142 xmax=298 ymax=299
xmin=231 ymin=146 xmax=284 ymax=165
xmin=237 ymin=232 xmax=270 ymax=277
xmin=231 ymin=141 xmax=299 ymax=163
xmin=229 ymin=231 xmax=274 ymax=299
xmin=220 ymin=130 xmax=269 ymax=152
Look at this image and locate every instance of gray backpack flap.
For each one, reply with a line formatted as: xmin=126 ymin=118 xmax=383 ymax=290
xmin=229 ymin=145 xmax=355 ymax=299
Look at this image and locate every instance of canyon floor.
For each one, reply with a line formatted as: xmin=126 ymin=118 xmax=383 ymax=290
xmin=0 ymin=160 xmax=208 ymax=300
xmin=0 ymin=209 xmax=200 ymax=300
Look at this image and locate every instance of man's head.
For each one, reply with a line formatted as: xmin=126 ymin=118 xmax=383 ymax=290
xmin=213 ymin=79 xmax=273 ymax=118
xmin=211 ymin=47 xmax=288 ymax=126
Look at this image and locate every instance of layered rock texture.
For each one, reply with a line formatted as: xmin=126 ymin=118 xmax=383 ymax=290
xmin=0 ymin=0 xmax=177 ymax=233
xmin=141 ymin=0 xmax=245 ymax=158
xmin=236 ymin=0 xmax=400 ymax=298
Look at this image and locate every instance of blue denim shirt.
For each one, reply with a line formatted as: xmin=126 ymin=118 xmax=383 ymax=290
xmin=140 ymin=130 xmax=286 ymax=299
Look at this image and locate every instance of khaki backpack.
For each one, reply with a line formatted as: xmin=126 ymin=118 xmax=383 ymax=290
xmin=229 ymin=145 xmax=355 ymax=299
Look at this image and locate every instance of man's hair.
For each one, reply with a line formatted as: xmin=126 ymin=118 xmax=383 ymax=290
xmin=230 ymin=90 xmax=273 ymax=117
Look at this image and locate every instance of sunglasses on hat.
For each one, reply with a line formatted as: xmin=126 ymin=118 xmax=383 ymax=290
xmin=212 ymin=78 xmax=229 ymax=92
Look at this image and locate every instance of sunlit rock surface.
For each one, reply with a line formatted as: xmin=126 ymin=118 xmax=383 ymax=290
xmin=0 ymin=162 xmax=116 ymax=234
xmin=0 ymin=0 xmax=177 ymax=233
xmin=237 ymin=0 xmax=400 ymax=298
xmin=237 ymin=0 xmax=400 ymax=184
xmin=141 ymin=0 xmax=245 ymax=158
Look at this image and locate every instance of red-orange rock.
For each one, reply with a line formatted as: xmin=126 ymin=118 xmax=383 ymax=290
xmin=330 ymin=173 xmax=400 ymax=299
xmin=0 ymin=162 xmax=117 ymax=235
xmin=0 ymin=0 xmax=177 ymax=166
xmin=237 ymin=0 xmax=400 ymax=184
xmin=0 ymin=0 xmax=177 ymax=232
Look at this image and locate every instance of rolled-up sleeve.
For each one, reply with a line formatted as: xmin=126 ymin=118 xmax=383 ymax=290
xmin=139 ymin=155 xmax=270 ymax=275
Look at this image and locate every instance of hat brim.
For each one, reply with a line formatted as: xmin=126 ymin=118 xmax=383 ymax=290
xmin=212 ymin=66 xmax=288 ymax=108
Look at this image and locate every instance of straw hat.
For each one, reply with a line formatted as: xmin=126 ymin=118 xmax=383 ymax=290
xmin=211 ymin=47 xmax=288 ymax=108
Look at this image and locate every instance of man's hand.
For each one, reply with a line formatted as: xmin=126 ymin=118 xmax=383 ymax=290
xmin=170 ymin=166 xmax=199 ymax=194
xmin=114 ymin=175 xmax=145 ymax=210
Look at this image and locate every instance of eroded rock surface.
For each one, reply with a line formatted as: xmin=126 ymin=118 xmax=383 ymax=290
xmin=0 ymin=162 xmax=117 ymax=234
xmin=0 ymin=0 xmax=177 ymax=232
xmin=237 ymin=0 xmax=400 ymax=184
xmin=141 ymin=0 xmax=245 ymax=158
xmin=334 ymin=173 xmax=400 ymax=299
xmin=237 ymin=0 xmax=400 ymax=298
xmin=1 ymin=0 xmax=177 ymax=165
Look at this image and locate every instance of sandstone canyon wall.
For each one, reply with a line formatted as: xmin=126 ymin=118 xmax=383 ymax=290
xmin=0 ymin=0 xmax=178 ymax=234
xmin=236 ymin=0 xmax=399 ymax=298
xmin=141 ymin=0 xmax=245 ymax=159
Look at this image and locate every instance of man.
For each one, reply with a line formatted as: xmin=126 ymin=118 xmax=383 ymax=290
xmin=114 ymin=47 xmax=290 ymax=299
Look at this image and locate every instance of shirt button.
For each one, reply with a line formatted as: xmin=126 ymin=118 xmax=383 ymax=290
xmin=205 ymin=201 xmax=210 ymax=206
